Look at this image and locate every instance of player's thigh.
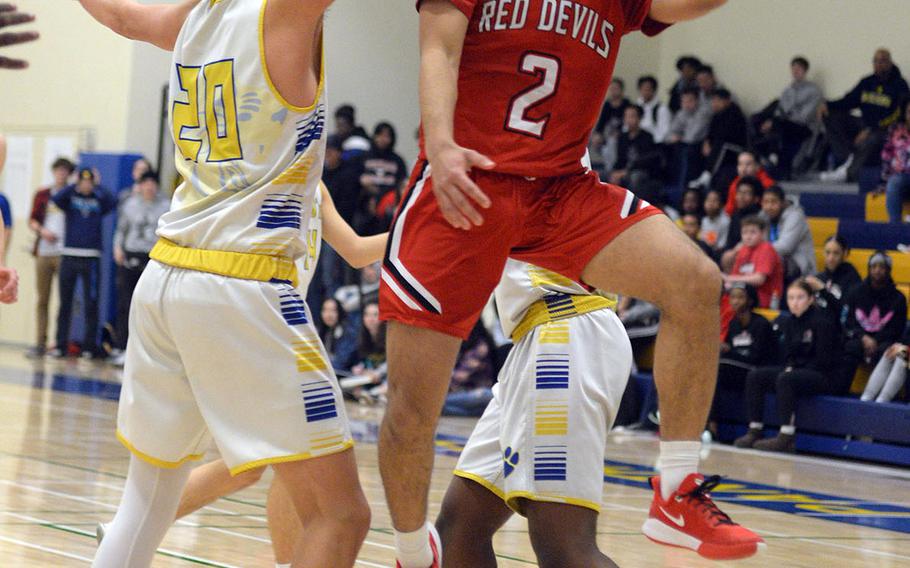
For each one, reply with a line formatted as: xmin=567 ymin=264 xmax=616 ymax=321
xmin=272 ymin=447 xmax=367 ymax=518
xmin=168 ymin=273 xmax=352 ymax=475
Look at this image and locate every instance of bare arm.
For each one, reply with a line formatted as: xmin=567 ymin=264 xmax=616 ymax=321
xmin=649 ymin=0 xmax=727 ymax=23
xmin=78 ymin=0 xmax=196 ymax=50
xmin=320 ymin=186 xmax=387 ymax=269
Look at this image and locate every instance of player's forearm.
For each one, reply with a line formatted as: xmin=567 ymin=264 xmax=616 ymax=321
xmin=344 ymin=234 xmax=388 ymax=269
xmin=78 ymin=0 xmax=193 ymax=50
xmin=419 ymin=0 xmax=468 ymax=157
xmin=649 ymin=0 xmax=727 ymax=23
xmin=78 ymin=0 xmax=141 ymax=39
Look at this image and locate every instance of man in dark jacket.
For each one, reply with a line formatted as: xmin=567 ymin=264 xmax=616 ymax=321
xmin=610 ymin=105 xmax=664 ymax=203
xmin=820 ymin=49 xmax=910 ymax=182
xmin=842 ymin=251 xmax=908 ymax=371
xmin=703 ymin=89 xmax=748 ymax=191
xmin=50 ymin=168 xmax=116 ymax=358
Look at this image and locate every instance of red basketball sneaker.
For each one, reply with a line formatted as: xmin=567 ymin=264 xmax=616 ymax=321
xmin=642 ymin=474 xmax=765 ymax=560
xmin=395 ymin=523 xmax=441 ymax=568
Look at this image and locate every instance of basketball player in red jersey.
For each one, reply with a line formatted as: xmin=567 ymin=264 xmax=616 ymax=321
xmin=379 ymin=1 xmax=763 ymax=566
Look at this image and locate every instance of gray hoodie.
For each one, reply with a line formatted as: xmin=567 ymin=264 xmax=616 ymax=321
xmin=761 ymin=202 xmax=816 ymax=277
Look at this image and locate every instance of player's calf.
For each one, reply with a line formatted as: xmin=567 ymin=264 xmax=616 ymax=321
xmin=524 ymin=500 xmax=618 ymax=568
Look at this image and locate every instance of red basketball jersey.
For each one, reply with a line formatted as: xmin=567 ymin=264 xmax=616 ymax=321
xmin=418 ymin=0 xmax=668 ymax=177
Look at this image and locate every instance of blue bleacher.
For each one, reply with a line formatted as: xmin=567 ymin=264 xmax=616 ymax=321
xmin=631 ymin=373 xmax=910 ymax=467
xmin=799 ymin=192 xmax=866 ymax=219
xmin=837 ymin=219 xmax=910 ymax=250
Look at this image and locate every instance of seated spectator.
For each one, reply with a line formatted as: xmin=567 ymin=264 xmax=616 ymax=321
xmin=334 ymin=261 xmax=380 ymax=318
xmin=696 ymin=64 xmax=725 ymax=110
xmin=678 ymin=187 xmax=702 ymax=218
xmin=724 ymin=215 xmax=784 ymax=309
xmin=667 ymin=87 xmax=711 ymax=189
xmin=819 ymin=48 xmax=910 ymax=183
xmin=668 ymin=55 xmax=702 ymax=114
xmin=882 ymin=98 xmax=910 ymax=223
xmin=316 ymin=297 xmax=358 ymax=371
xmin=340 ymin=302 xmax=387 ymax=403
xmin=721 ymin=176 xmax=764 ymax=267
xmin=333 ymin=104 xmax=371 ymax=160
xmin=636 ymin=75 xmax=672 ymax=143
xmin=804 ymin=235 xmax=862 ymax=315
xmin=862 ymin=338 xmax=909 ymax=403
xmin=700 ymin=188 xmax=730 ymax=251
xmin=442 ymin=321 xmax=495 ymax=417
xmin=609 ymin=105 xmax=664 ymax=203
xmin=699 ymin=89 xmax=748 ymax=191
xmin=111 ymin=171 xmax=169 ymax=364
xmin=320 ymin=135 xmax=361 ymax=294
xmin=734 ymin=279 xmax=843 ymax=452
xmin=709 ymin=283 xmax=774 ymax=437
xmin=50 ymin=168 xmax=116 ymax=359
xmin=842 ymin=251 xmax=908 ymax=374
xmin=358 ymin=122 xmax=408 ymax=235
xmin=27 ymin=157 xmax=75 ymax=358
xmin=592 ymin=78 xmax=631 ymax=173
xmin=724 ymin=151 xmax=776 ymax=216
xmin=759 ymin=185 xmax=816 ymax=280
xmin=680 ymin=212 xmax=714 ymax=258
xmin=751 ymin=57 xmax=822 ymax=178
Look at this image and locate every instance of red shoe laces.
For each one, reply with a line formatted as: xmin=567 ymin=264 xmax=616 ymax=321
xmin=681 ymin=475 xmax=735 ymax=526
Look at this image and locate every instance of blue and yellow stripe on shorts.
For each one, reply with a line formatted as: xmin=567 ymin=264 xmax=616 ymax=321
xmin=511 ymin=292 xmax=615 ymax=343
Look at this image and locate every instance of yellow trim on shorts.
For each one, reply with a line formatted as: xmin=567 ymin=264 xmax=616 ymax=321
xmin=116 ymin=430 xmax=204 ymax=469
xmin=228 ymin=439 xmax=355 ymax=476
xmin=453 ymin=470 xmax=506 ymax=500
xmin=504 ymin=491 xmax=602 ymax=515
xmin=150 ymin=238 xmax=299 ymax=287
xmin=511 ymin=295 xmax=615 ymax=342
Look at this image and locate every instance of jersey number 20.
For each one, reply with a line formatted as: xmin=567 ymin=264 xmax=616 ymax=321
xmin=506 ymin=53 xmax=561 ymax=139
xmin=173 ymin=60 xmax=243 ymax=163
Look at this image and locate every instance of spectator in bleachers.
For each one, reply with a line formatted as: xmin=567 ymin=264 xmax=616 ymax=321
xmin=701 ymin=188 xmax=730 ymax=251
xmin=882 ymin=98 xmax=910 ymax=223
xmin=111 ymin=171 xmax=169 ymax=364
xmin=50 ymin=168 xmax=116 ymax=359
xmin=667 ymin=87 xmax=711 ymax=189
xmin=696 ymin=64 xmax=724 ymax=110
xmin=710 ymin=283 xmax=774 ymax=437
xmin=316 ymin=297 xmax=358 ymax=372
xmin=333 ymin=104 xmax=371 ymax=160
xmin=751 ymin=57 xmax=823 ymax=178
xmin=724 ymin=151 xmax=775 ymax=216
xmin=341 ymin=301 xmax=387 ymax=403
xmin=116 ymin=157 xmax=152 ymax=209
xmin=668 ymin=55 xmax=701 ymax=114
xmin=26 ymin=157 xmax=75 ymax=358
xmin=862 ymin=334 xmax=909 ymax=403
xmin=680 ymin=212 xmax=714 ymax=258
xmin=609 ymin=105 xmax=664 ymax=203
xmin=842 ymin=251 xmax=908 ymax=372
xmin=721 ymin=176 xmax=764 ymax=266
xmin=724 ymin=215 xmax=784 ymax=309
xmin=320 ymin=135 xmax=362 ymax=293
xmin=442 ymin=321 xmax=495 ymax=417
xmin=592 ymin=78 xmax=631 ymax=173
xmin=760 ymin=185 xmax=816 ymax=280
xmin=698 ymin=89 xmax=748 ymax=192
xmin=819 ymin=48 xmax=910 ymax=183
xmin=334 ymin=261 xmax=381 ymax=319
xmin=636 ymin=75 xmax=672 ymax=144
xmin=358 ymin=122 xmax=408 ymax=235
xmin=805 ymin=235 xmax=862 ymax=317
xmin=734 ymin=279 xmax=843 ymax=453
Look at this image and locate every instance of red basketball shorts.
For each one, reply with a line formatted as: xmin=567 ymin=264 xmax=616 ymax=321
xmin=379 ymin=160 xmax=662 ymax=339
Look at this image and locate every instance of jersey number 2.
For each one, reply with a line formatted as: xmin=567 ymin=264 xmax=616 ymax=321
xmin=506 ymin=53 xmax=561 ymax=139
xmin=173 ymin=60 xmax=243 ymax=163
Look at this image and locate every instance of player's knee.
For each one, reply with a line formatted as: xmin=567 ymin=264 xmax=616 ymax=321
xmin=530 ymin=527 xmax=603 ymax=568
xmin=234 ymin=466 xmax=265 ymax=489
xmin=667 ymin=255 xmax=722 ymax=314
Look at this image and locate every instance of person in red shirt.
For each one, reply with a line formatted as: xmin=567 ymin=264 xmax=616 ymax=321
xmin=378 ymin=1 xmax=761 ymax=567
xmin=726 ymin=216 xmax=784 ymax=308
xmin=724 ymin=151 xmax=775 ymax=215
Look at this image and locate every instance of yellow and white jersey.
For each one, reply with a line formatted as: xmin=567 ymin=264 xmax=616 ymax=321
xmin=295 ymin=185 xmax=323 ymax=293
xmin=158 ymin=0 xmax=326 ymax=263
xmin=495 ymin=259 xmax=615 ymax=341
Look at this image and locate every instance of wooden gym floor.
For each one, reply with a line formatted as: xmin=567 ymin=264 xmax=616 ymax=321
xmin=0 ymin=346 xmax=908 ymax=567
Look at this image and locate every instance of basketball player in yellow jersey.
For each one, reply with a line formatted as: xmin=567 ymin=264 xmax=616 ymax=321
xmin=78 ymin=2 xmax=368 ymax=567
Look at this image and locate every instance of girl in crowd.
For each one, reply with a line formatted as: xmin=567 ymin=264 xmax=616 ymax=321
xmin=883 ymin=98 xmax=910 ymax=224
xmin=862 ymin=338 xmax=909 ymax=403
xmin=804 ymin=235 xmax=861 ymax=315
xmin=734 ymin=279 xmax=842 ymax=453
xmin=316 ymin=297 xmax=357 ymax=371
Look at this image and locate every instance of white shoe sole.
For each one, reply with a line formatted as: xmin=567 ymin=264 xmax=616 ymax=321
xmin=642 ymin=518 xmax=766 ymax=559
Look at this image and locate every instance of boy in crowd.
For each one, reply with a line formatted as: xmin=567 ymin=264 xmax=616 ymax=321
xmin=759 ymin=185 xmax=815 ymax=280
xmin=700 ymin=188 xmax=730 ymax=252
xmin=724 ymin=215 xmax=784 ymax=309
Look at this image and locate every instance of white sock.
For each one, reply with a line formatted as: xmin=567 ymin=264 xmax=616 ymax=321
xmin=394 ymin=523 xmax=432 ymax=568
xmin=748 ymin=422 xmax=764 ymax=430
xmin=658 ymin=440 xmax=701 ymax=500
xmin=276 ymin=564 xmax=291 ymax=568
xmin=780 ymin=425 xmax=796 ymax=435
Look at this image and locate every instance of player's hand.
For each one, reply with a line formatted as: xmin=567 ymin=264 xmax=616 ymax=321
xmin=0 ymin=3 xmax=38 ymax=70
xmin=427 ymin=143 xmax=494 ymax=230
xmin=0 ymin=266 xmax=18 ymax=304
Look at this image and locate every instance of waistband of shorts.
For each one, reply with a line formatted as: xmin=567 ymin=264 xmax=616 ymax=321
xmin=150 ymin=238 xmax=298 ymax=287
xmin=511 ymin=294 xmax=615 ymax=342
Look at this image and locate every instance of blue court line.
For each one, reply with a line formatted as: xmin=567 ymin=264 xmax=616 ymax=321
xmin=6 ymin=365 xmax=910 ymax=536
